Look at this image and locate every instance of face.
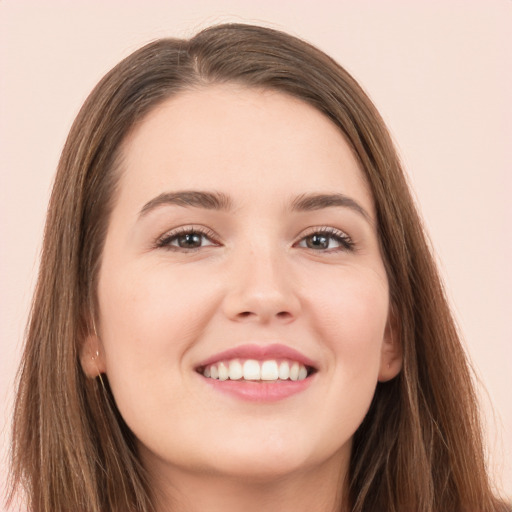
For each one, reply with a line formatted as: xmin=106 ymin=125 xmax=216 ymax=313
xmin=84 ymin=85 xmax=400 ymax=485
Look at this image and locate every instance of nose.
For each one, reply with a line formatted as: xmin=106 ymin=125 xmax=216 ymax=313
xmin=221 ymin=245 xmax=301 ymax=324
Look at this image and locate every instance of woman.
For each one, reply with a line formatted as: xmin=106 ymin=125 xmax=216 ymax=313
xmin=8 ymin=23 xmax=509 ymax=512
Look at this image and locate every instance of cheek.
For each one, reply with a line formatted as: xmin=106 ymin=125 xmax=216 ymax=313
xmin=100 ymin=259 xmax=216 ymax=342
xmin=312 ymin=267 xmax=388 ymax=350
xmin=306 ymin=265 xmax=389 ymax=400
xmin=96 ymin=259 xmax=232 ymax=452
xmin=96 ymin=259 xmax=222 ymax=405
xmin=314 ymin=272 xmax=388 ymax=437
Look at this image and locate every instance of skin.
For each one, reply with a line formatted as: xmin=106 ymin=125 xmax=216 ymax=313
xmin=82 ymin=84 xmax=401 ymax=512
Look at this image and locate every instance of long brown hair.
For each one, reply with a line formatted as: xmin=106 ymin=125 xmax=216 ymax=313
xmin=8 ymin=23 xmax=508 ymax=512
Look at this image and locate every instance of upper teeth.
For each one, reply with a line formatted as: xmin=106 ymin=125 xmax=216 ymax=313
xmin=202 ymin=359 xmax=309 ymax=382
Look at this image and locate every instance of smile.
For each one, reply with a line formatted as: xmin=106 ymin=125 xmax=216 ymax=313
xmin=195 ymin=343 xmax=318 ymax=401
xmin=199 ymin=358 xmax=312 ymax=382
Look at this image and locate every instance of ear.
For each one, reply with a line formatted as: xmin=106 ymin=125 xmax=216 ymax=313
xmin=378 ymin=307 xmax=402 ymax=382
xmin=80 ymin=332 xmax=107 ymax=378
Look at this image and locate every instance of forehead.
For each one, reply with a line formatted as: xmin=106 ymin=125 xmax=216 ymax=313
xmin=116 ymin=84 xmax=374 ymax=216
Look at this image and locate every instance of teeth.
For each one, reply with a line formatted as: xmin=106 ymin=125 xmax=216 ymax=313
xmin=278 ymin=361 xmax=290 ymax=380
xmin=289 ymin=362 xmax=299 ymax=381
xmin=201 ymin=359 xmax=310 ymax=382
xmin=228 ymin=360 xmax=243 ymax=380
xmin=261 ymin=360 xmax=279 ymax=381
xmin=243 ymin=359 xmax=261 ymax=380
xmin=218 ymin=362 xmax=229 ymax=381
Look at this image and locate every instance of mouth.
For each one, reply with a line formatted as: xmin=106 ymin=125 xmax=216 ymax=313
xmin=196 ymin=358 xmax=316 ymax=382
xmin=194 ymin=344 xmax=318 ymax=401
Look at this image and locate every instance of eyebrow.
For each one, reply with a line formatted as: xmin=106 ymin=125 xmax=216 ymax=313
xmin=139 ymin=191 xmax=233 ymax=217
xmin=139 ymin=190 xmax=371 ymax=224
xmin=290 ymin=193 xmax=371 ymax=223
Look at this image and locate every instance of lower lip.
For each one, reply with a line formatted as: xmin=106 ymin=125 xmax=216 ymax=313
xmin=200 ymin=375 xmax=315 ymax=402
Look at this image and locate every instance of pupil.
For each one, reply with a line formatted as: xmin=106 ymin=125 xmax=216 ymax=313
xmin=179 ymin=233 xmax=201 ymax=248
xmin=307 ymin=234 xmax=328 ymax=249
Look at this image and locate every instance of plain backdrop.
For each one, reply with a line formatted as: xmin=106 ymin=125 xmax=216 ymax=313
xmin=1 ymin=0 xmax=511 ymax=505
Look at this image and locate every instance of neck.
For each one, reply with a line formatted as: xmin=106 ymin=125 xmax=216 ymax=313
xmin=148 ymin=453 xmax=349 ymax=512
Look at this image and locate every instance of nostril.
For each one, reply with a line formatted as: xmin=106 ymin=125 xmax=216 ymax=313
xmin=236 ymin=311 xmax=292 ymax=321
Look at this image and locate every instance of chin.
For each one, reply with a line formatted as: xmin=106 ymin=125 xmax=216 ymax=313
xmin=197 ymin=436 xmax=343 ymax=482
xmin=206 ymin=454 xmax=312 ymax=483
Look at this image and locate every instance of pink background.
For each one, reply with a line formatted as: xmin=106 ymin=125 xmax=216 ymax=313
xmin=1 ymin=0 xmax=510 ymax=505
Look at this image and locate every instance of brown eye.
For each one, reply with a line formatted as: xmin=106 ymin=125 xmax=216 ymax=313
xmin=176 ymin=233 xmax=203 ymax=248
xmin=156 ymin=228 xmax=218 ymax=251
xmin=305 ymin=234 xmax=330 ymax=250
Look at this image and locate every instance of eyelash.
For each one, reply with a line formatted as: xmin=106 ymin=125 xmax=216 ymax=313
xmin=155 ymin=226 xmax=219 ymax=251
xmin=296 ymin=227 xmax=355 ymax=252
xmin=155 ymin=226 xmax=355 ymax=253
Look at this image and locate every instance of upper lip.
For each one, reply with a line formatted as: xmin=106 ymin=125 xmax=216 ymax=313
xmin=195 ymin=343 xmax=318 ymax=370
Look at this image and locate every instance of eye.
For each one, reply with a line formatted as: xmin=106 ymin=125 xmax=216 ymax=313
xmin=296 ymin=228 xmax=354 ymax=252
xmin=155 ymin=226 xmax=218 ymax=251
